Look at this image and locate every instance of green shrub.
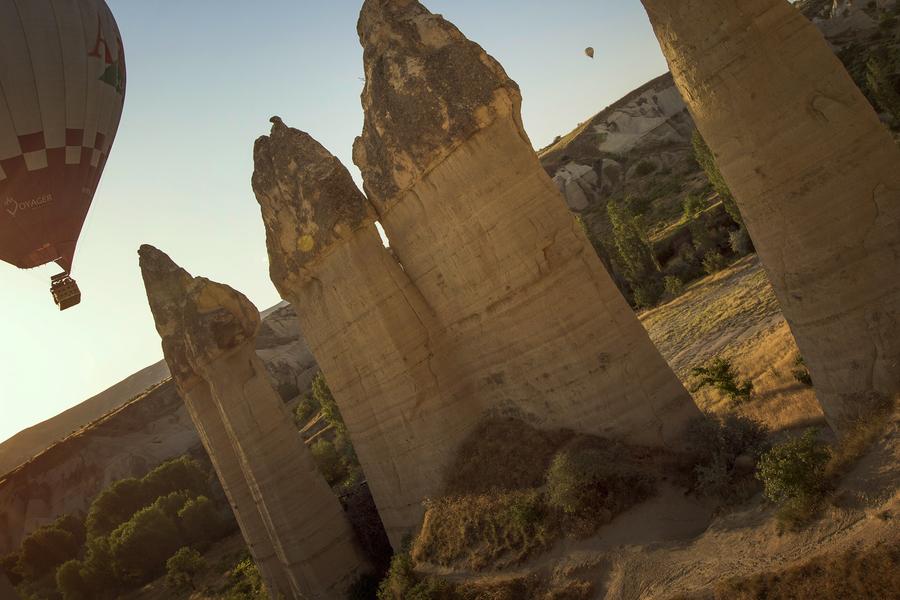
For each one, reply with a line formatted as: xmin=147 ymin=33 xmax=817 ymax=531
xmin=109 ymin=505 xmax=182 ymax=584
xmin=757 ymin=429 xmax=830 ymax=527
xmin=378 ymin=547 xmax=454 ymax=600
xmin=682 ymin=194 xmax=706 ymax=220
xmin=633 ymin=160 xmax=657 ymax=177
xmin=688 ymin=414 xmax=769 ymax=503
xmin=729 ymin=227 xmax=753 ymax=256
xmin=224 ymin=557 xmax=268 ymax=600
xmin=691 ymin=357 xmax=754 ymax=404
xmin=702 ymin=250 xmax=729 ymax=275
xmin=311 ymin=438 xmax=349 ymax=486
xmin=663 ymin=275 xmax=684 ymax=300
xmin=792 ymin=356 xmax=813 ymax=387
xmin=165 ymin=547 xmax=206 ymax=592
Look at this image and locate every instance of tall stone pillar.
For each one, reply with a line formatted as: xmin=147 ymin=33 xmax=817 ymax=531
xmin=139 ymin=246 xmax=292 ymax=599
xmin=353 ymin=0 xmax=699 ymax=442
xmin=641 ymin=0 xmax=900 ymax=429
xmin=139 ymin=246 xmax=369 ymax=599
xmin=252 ymin=121 xmax=478 ymax=547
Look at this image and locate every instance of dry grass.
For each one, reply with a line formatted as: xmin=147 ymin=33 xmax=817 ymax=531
xmin=825 ymin=398 xmax=896 ymax=482
xmin=714 ymin=541 xmax=900 ymax=600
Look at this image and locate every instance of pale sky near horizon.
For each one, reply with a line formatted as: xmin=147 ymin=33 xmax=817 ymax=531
xmin=0 ymin=0 xmax=670 ymax=444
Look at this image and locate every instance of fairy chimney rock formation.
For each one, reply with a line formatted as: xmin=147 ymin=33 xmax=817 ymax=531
xmin=140 ymin=245 xmax=369 ymax=600
xmin=353 ymin=0 xmax=699 ymax=443
xmin=139 ymin=245 xmax=293 ymax=600
xmin=641 ymin=0 xmax=900 ymax=429
xmin=254 ymin=120 xmax=483 ymax=546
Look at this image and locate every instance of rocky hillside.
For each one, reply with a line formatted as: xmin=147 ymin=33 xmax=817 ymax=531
xmin=539 ymin=0 xmax=899 ymax=254
xmin=0 ymin=303 xmax=316 ymax=555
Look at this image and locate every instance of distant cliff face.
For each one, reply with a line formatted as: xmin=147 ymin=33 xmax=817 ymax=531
xmin=0 ymin=303 xmax=316 ymax=554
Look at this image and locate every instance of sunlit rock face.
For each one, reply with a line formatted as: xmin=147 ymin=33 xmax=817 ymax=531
xmin=253 ymin=120 xmax=478 ymax=547
xmin=140 ymin=246 xmax=368 ymax=600
xmin=642 ymin=0 xmax=900 ymax=429
xmin=251 ymin=0 xmax=698 ymax=547
xmin=353 ymin=1 xmax=698 ymax=446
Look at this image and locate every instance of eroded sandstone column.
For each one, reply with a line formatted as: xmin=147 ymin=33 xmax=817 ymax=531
xmin=139 ymin=245 xmax=368 ymax=599
xmin=252 ymin=120 xmax=481 ymax=546
xmin=138 ymin=246 xmax=292 ymax=599
xmin=641 ymin=0 xmax=900 ymax=429
xmin=352 ymin=1 xmax=699 ymax=442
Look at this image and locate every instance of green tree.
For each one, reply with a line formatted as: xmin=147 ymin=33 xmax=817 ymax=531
xmin=56 ymin=560 xmax=90 ymax=600
xmin=312 ymin=373 xmax=348 ymax=435
xmin=109 ymin=505 xmax=182 ymax=584
xmin=86 ymin=456 xmax=209 ymax=539
xmin=165 ymin=547 xmax=206 ymax=592
xmin=79 ymin=536 xmax=120 ymax=597
xmin=1 ymin=552 xmax=22 ymax=586
xmin=18 ymin=526 xmax=79 ymax=579
xmin=692 ymin=130 xmax=744 ymax=227
xmin=607 ymin=200 xmax=661 ymax=307
xmin=85 ymin=477 xmax=146 ymax=539
xmin=178 ymin=496 xmax=224 ymax=546
xmin=311 ymin=439 xmax=348 ymax=486
xmin=866 ymin=50 xmax=900 ymax=126
xmin=142 ymin=456 xmax=209 ymax=501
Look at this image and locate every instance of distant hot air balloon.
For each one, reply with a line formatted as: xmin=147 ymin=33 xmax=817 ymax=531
xmin=585 ymin=47 xmax=595 ymax=59
xmin=0 ymin=0 xmax=126 ymax=310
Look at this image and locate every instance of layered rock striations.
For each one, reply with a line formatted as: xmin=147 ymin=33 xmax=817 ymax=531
xmin=139 ymin=247 xmax=293 ymax=599
xmin=641 ymin=0 xmax=900 ymax=429
xmin=253 ymin=120 xmax=476 ymax=546
xmin=352 ymin=0 xmax=699 ymax=444
xmin=140 ymin=246 xmax=367 ymax=600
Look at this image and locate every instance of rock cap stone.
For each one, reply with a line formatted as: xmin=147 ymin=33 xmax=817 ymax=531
xmin=353 ymin=0 xmax=525 ymax=205
xmin=253 ymin=118 xmax=374 ymax=295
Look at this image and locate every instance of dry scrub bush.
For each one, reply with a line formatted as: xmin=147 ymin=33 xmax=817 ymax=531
xmin=546 ymin=445 xmax=654 ymax=534
xmin=715 ymin=541 xmax=900 ymax=599
xmin=442 ymin=417 xmax=572 ymax=495
xmin=411 ymin=490 xmax=555 ymax=571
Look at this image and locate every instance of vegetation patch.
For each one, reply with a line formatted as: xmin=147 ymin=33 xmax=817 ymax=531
xmin=407 ymin=419 xmax=657 ymax=574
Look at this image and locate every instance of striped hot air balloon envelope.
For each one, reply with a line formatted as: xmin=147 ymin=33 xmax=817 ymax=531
xmin=0 ymin=0 xmax=125 ymax=309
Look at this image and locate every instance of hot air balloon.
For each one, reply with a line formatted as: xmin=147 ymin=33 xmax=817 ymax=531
xmin=585 ymin=47 xmax=595 ymax=59
xmin=0 ymin=0 xmax=126 ymax=310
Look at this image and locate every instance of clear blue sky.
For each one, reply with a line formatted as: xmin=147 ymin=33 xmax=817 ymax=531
xmin=0 ymin=0 xmax=669 ymax=444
